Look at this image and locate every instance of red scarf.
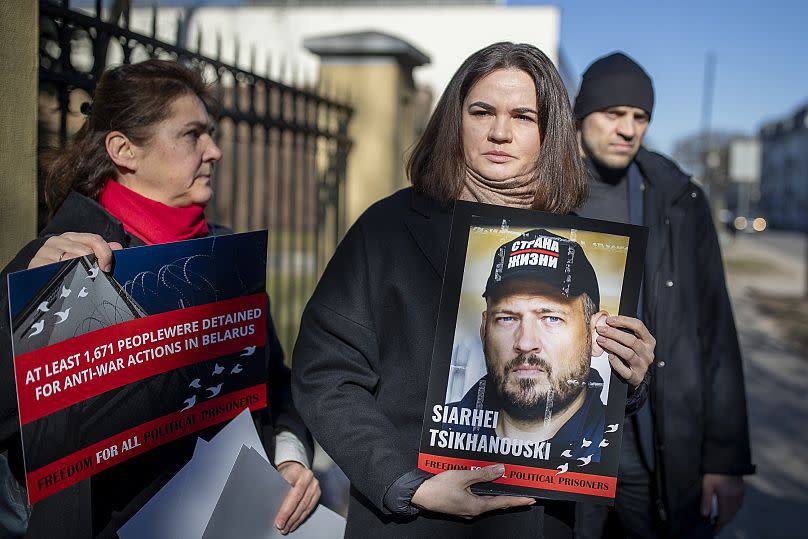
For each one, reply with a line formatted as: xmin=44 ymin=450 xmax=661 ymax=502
xmin=98 ymin=179 xmax=209 ymax=245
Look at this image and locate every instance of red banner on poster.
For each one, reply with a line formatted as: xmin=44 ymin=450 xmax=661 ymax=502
xmin=14 ymin=293 xmax=266 ymax=424
xmin=418 ymin=453 xmax=616 ymax=498
xmin=26 ymin=384 xmax=266 ymax=504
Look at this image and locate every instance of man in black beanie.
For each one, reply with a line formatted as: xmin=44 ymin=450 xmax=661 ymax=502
xmin=573 ymin=52 xmax=755 ymax=538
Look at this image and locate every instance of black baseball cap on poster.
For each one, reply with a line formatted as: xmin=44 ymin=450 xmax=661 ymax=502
xmin=483 ymin=228 xmax=601 ymax=309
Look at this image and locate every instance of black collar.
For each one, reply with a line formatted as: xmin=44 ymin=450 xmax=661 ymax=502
xmin=43 ymin=192 xmax=130 ymax=246
xmin=404 ymin=189 xmax=453 ymax=276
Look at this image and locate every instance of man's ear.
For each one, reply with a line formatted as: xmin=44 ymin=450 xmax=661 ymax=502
xmin=480 ymin=310 xmax=488 ymax=343
xmin=105 ymin=131 xmax=138 ymax=172
xmin=589 ymin=310 xmax=609 ymax=356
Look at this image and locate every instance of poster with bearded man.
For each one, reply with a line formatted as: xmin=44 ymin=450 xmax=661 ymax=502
xmin=419 ymin=201 xmax=647 ymax=504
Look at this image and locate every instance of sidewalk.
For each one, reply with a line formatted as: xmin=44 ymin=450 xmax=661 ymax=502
xmin=720 ymin=230 xmax=808 ymax=539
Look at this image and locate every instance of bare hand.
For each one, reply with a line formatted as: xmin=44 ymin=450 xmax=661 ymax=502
xmin=701 ymin=473 xmax=744 ymax=534
xmin=28 ymin=232 xmax=123 ymax=272
xmin=410 ymin=464 xmax=534 ymax=518
xmin=596 ymin=315 xmax=655 ymax=388
xmin=275 ymin=461 xmax=321 ymax=535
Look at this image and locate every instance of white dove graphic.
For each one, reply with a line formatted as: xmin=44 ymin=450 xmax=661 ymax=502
xmin=581 ymin=438 xmax=592 ymax=448
xmin=561 ymin=449 xmax=573 ymax=458
xmin=181 ymin=395 xmax=196 ymax=411
xmin=29 ymin=320 xmax=44 ymax=338
xmin=86 ymin=266 xmax=99 ymax=279
xmin=189 ymin=378 xmax=201 ymax=389
xmin=60 ymin=285 xmax=71 ymax=299
xmin=555 ymin=463 xmax=568 ymax=475
xmin=605 ymin=424 xmax=619 ymax=433
xmin=241 ymin=346 xmax=256 ymax=357
xmin=231 ymin=364 xmax=243 ymax=374
xmin=577 ymin=455 xmax=593 ymax=466
xmin=599 ymin=439 xmax=609 ymax=448
xmin=77 ymin=287 xmax=88 ymax=298
xmin=36 ymin=301 xmax=49 ymax=313
xmin=206 ymin=383 xmax=223 ymax=398
xmin=54 ymin=308 xmax=71 ymax=324
xmin=212 ymin=363 xmax=224 ymax=375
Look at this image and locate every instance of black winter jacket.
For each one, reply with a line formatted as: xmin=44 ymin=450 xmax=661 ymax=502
xmin=634 ymin=148 xmax=754 ymax=535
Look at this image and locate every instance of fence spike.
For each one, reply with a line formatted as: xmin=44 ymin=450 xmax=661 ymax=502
xmin=303 ymin=67 xmax=313 ymax=92
xmin=175 ymin=12 xmax=182 ymax=46
xmin=309 ymin=67 xmax=318 ymax=94
xmin=151 ymin=3 xmax=157 ymax=39
xmin=293 ymin=61 xmax=302 ymax=89
xmin=279 ymin=54 xmax=288 ymax=85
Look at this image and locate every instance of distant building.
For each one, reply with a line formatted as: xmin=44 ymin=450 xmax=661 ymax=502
xmin=759 ymin=103 xmax=808 ymax=231
xmin=671 ymin=132 xmax=761 ymax=225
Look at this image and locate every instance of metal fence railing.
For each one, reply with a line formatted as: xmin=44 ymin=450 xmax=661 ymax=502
xmin=38 ymin=0 xmax=353 ymax=355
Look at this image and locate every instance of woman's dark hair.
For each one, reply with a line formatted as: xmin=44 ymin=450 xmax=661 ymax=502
xmin=407 ymin=42 xmax=588 ymax=213
xmin=42 ymin=59 xmax=217 ymax=216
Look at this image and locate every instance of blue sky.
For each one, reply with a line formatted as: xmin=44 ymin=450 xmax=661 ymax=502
xmin=92 ymin=1 xmax=807 ymax=156
xmin=511 ymin=0 xmax=808 ymax=155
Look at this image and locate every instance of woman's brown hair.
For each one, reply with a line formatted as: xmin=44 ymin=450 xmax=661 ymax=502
xmin=407 ymin=42 xmax=587 ymax=213
xmin=42 ymin=59 xmax=217 ymax=216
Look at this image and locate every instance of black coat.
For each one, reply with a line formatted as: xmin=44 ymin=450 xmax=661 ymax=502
xmin=634 ymin=148 xmax=754 ymax=535
xmin=292 ymin=188 xmax=644 ymax=538
xmin=0 ymin=192 xmax=311 ymax=537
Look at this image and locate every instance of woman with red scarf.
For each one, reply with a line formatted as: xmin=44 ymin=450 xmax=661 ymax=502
xmin=0 ymin=60 xmax=318 ymax=537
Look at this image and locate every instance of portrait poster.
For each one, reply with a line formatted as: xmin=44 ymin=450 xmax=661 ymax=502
xmin=7 ymin=231 xmax=269 ymax=504
xmin=418 ymin=201 xmax=647 ymax=504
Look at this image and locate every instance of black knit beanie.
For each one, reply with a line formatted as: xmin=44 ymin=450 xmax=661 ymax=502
xmin=573 ymin=52 xmax=654 ymax=121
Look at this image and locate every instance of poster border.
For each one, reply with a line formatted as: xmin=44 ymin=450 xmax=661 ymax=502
xmin=419 ymin=201 xmax=648 ymax=504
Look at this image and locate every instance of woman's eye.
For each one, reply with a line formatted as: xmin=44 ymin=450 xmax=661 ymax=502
xmin=544 ymin=316 xmax=562 ymax=325
xmin=515 ymin=114 xmax=534 ymax=122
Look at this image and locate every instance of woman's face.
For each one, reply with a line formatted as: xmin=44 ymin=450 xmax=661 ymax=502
xmin=461 ymin=68 xmax=541 ymax=181
xmin=126 ymin=93 xmax=222 ymax=208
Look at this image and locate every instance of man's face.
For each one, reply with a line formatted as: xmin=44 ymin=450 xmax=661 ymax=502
xmin=579 ymin=106 xmax=650 ymax=170
xmin=481 ymin=289 xmax=593 ymax=422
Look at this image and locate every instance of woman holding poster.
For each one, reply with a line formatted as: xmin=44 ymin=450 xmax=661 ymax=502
xmin=292 ymin=42 xmax=656 ymax=537
xmin=0 ymin=60 xmax=318 ymax=537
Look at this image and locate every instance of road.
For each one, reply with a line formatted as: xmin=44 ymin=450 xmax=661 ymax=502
xmin=720 ymin=230 xmax=808 ymax=539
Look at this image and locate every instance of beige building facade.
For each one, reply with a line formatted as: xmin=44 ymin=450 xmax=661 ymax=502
xmin=0 ymin=1 xmax=38 ymax=268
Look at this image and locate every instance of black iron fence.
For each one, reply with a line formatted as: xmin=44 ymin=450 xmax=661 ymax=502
xmin=38 ymin=0 xmax=353 ymax=355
